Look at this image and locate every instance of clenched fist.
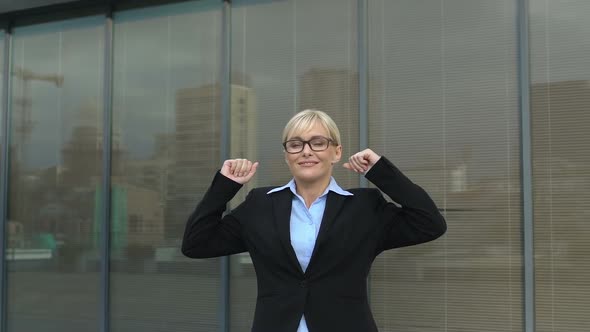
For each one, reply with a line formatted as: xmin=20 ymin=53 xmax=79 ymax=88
xmin=343 ymin=149 xmax=381 ymax=174
xmin=220 ymin=159 xmax=259 ymax=184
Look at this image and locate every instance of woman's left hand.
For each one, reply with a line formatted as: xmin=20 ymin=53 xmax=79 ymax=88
xmin=343 ymin=148 xmax=381 ymax=173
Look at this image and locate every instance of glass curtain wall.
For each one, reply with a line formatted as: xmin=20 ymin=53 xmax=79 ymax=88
xmin=367 ymin=0 xmax=522 ymax=331
xmin=530 ymin=1 xmax=590 ymax=331
xmin=109 ymin=1 xmax=223 ymax=331
xmin=1 ymin=0 xmax=590 ymax=331
xmin=229 ymin=0 xmax=358 ymax=330
xmin=6 ymin=17 xmax=105 ymax=332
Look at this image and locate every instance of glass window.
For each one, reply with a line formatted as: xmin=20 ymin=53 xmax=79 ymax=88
xmin=229 ymin=0 xmax=359 ymax=330
xmin=7 ymin=17 xmax=104 ymax=332
xmin=530 ymin=1 xmax=590 ymax=331
xmin=110 ymin=1 xmax=223 ymax=331
xmin=0 ymin=0 xmax=72 ymax=14
xmin=368 ymin=0 xmax=522 ymax=331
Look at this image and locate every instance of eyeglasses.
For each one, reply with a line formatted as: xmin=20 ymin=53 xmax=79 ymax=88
xmin=283 ymin=136 xmax=335 ymax=154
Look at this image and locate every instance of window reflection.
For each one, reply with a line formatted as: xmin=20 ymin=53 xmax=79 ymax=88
xmin=530 ymin=1 xmax=590 ymax=329
xmin=7 ymin=18 xmax=104 ymax=332
xmin=110 ymin=1 xmax=223 ymax=331
xmin=230 ymin=0 xmax=359 ymax=330
xmin=531 ymin=77 xmax=590 ymax=332
xmin=368 ymin=0 xmax=522 ymax=331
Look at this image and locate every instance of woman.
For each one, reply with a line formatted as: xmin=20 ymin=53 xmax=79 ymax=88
xmin=182 ymin=109 xmax=446 ymax=332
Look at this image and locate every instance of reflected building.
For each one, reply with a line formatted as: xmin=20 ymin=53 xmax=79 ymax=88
xmin=124 ymin=132 xmax=175 ymax=201
xmin=60 ymin=99 xmax=165 ymax=253
xmin=299 ymin=68 xmax=359 ymax=119
xmin=531 ymin=80 xmax=590 ymax=171
xmin=61 ymin=99 xmax=124 ymax=188
xmin=117 ymin=133 xmax=174 ymax=251
xmin=59 ymin=100 xmax=122 ymax=247
xmin=299 ymin=68 xmax=359 ymax=188
xmin=531 ymin=80 xmax=590 ymax=252
xmin=126 ymin=184 xmax=165 ymax=247
xmin=8 ymin=68 xmax=64 ymax=244
xmin=165 ymin=81 xmax=257 ymax=239
xmin=9 ymin=95 xmax=118 ymax=248
xmin=61 ymin=99 xmax=121 ymax=172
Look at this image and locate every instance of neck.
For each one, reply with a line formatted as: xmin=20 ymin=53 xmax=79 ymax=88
xmin=295 ymin=176 xmax=331 ymax=208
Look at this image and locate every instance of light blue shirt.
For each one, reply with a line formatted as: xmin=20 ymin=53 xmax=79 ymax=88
xmin=267 ymin=177 xmax=353 ymax=332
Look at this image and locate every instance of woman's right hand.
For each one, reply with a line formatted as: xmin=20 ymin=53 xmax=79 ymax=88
xmin=220 ymin=159 xmax=259 ymax=184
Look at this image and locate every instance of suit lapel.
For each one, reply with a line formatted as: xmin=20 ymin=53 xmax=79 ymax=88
xmin=306 ymin=191 xmax=348 ymax=274
xmin=271 ymin=189 xmax=304 ymax=276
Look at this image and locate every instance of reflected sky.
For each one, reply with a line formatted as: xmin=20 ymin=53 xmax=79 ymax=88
xmin=11 ymin=17 xmax=104 ymax=170
xmin=112 ymin=1 xmax=222 ymax=160
xmin=4 ymin=0 xmax=590 ymax=174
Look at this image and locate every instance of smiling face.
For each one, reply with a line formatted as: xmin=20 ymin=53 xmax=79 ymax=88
xmin=284 ymin=121 xmax=342 ymax=185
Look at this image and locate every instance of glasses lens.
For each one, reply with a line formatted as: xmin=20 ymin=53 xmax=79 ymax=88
xmin=286 ymin=140 xmax=303 ymax=152
xmin=284 ymin=137 xmax=331 ymax=153
xmin=310 ymin=137 xmax=329 ymax=150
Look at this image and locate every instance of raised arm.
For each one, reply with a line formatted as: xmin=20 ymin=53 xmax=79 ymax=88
xmin=344 ymin=150 xmax=446 ymax=253
xmin=181 ymin=159 xmax=258 ymax=258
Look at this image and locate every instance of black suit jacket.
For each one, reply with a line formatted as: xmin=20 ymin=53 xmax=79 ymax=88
xmin=182 ymin=157 xmax=446 ymax=332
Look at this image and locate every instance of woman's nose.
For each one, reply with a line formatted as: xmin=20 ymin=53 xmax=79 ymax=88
xmin=302 ymin=142 xmax=313 ymax=154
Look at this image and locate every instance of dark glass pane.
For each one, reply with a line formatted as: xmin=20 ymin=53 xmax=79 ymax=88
xmin=0 ymin=0 xmax=73 ymax=14
xmin=368 ymin=0 xmax=522 ymax=331
xmin=110 ymin=1 xmax=223 ymax=331
xmin=7 ymin=17 xmax=104 ymax=332
xmin=530 ymin=1 xmax=590 ymax=331
xmin=229 ymin=0 xmax=359 ymax=330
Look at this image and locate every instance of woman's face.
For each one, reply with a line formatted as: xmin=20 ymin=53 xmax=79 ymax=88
xmin=284 ymin=122 xmax=342 ymax=185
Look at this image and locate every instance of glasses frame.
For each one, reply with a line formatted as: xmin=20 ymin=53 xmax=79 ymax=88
xmin=282 ymin=136 xmax=336 ymax=154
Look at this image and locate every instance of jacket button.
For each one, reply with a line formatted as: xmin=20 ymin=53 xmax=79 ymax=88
xmin=300 ymin=280 xmax=307 ymax=288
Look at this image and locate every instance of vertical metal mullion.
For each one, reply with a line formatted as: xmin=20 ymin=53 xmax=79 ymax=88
xmin=0 ymin=30 xmax=13 ymax=332
xmin=100 ymin=12 xmax=114 ymax=332
xmin=358 ymin=0 xmax=368 ymax=189
xmin=220 ymin=1 xmax=231 ymax=332
xmin=518 ymin=0 xmax=535 ymax=331
xmin=357 ymin=0 xmax=370 ymax=302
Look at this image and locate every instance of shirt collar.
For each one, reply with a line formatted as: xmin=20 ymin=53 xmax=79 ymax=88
xmin=267 ymin=177 xmax=353 ymax=197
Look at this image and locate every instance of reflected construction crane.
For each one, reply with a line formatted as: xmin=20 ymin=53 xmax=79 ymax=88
xmin=12 ymin=67 xmax=64 ymax=156
xmin=10 ymin=67 xmax=64 ymax=241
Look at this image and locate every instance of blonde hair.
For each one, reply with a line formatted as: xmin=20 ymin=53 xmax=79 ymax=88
xmin=282 ymin=109 xmax=341 ymax=145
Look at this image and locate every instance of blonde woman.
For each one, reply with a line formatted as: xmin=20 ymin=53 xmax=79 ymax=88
xmin=182 ymin=109 xmax=446 ymax=332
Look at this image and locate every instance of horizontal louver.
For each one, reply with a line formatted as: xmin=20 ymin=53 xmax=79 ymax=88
xmin=368 ymin=1 xmax=523 ymax=331
xmin=110 ymin=2 xmax=223 ymax=331
xmin=530 ymin=1 xmax=590 ymax=331
xmin=230 ymin=0 xmax=358 ymax=330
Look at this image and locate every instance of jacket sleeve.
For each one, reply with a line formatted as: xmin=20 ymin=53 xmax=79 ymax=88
xmin=181 ymin=171 xmax=250 ymax=258
xmin=365 ymin=157 xmax=447 ymax=254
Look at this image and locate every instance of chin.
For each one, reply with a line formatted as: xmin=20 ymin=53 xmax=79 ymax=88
xmin=295 ymin=171 xmax=328 ymax=183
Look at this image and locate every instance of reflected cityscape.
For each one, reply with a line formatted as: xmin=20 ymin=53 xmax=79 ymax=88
xmin=1 ymin=0 xmax=590 ymax=332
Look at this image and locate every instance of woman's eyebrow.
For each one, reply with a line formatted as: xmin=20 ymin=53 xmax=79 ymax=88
xmin=288 ymin=135 xmax=325 ymax=140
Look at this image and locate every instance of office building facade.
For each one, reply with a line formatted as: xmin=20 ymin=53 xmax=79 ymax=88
xmin=0 ymin=0 xmax=589 ymax=331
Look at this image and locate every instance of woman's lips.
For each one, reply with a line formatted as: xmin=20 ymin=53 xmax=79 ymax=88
xmin=298 ymin=161 xmax=318 ymax=167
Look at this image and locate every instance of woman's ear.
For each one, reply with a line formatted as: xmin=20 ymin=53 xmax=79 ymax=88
xmin=332 ymin=145 xmax=342 ymax=164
